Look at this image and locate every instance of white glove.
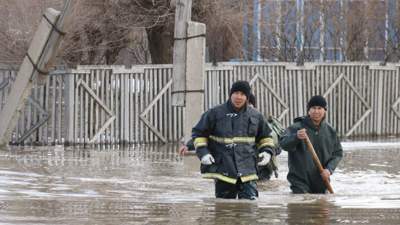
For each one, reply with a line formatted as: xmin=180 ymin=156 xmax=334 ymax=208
xmin=257 ymin=152 xmax=271 ymax=166
xmin=201 ymin=154 xmax=215 ymax=165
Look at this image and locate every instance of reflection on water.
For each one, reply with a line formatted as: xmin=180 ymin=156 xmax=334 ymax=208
xmin=0 ymin=143 xmax=399 ymax=224
xmin=286 ymin=199 xmax=331 ymax=225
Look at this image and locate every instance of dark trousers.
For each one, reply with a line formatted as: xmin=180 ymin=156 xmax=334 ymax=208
xmin=290 ymin=182 xmax=327 ymax=194
xmin=215 ymin=179 xmax=258 ymax=200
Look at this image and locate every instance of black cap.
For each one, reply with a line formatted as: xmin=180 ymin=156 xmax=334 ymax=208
xmin=230 ymin=80 xmax=251 ymax=99
xmin=307 ymin=95 xmax=327 ymax=111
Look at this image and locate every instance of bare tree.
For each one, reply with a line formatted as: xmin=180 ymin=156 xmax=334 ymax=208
xmin=380 ymin=1 xmax=400 ymax=63
xmin=0 ymin=0 xmax=246 ymax=65
xmin=59 ymin=0 xmax=175 ymax=65
xmin=2 ymin=0 xmax=400 ymax=65
xmin=193 ymin=0 xmax=245 ymax=63
xmin=321 ymin=0 xmax=344 ymax=62
xmin=297 ymin=0 xmax=323 ymax=64
xmin=0 ymin=0 xmax=63 ymax=64
xmin=0 ymin=0 xmax=174 ymax=65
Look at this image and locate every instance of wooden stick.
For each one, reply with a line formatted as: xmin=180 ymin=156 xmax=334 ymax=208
xmin=304 ymin=136 xmax=334 ymax=194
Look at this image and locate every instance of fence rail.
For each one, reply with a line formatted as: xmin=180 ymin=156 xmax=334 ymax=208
xmin=1 ymin=62 xmax=400 ymax=145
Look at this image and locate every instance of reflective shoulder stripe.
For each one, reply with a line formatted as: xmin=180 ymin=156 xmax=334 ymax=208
xmin=194 ymin=137 xmax=208 ymax=149
xmin=257 ymin=137 xmax=274 ymax=149
xmin=202 ymin=173 xmax=237 ymax=184
xmin=209 ymin=135 xmax=255 ymax=144
xmin=240 ymin=174 xmax=259 ymax=183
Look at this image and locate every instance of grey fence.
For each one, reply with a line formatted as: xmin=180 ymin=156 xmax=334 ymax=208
xmin=1 ymin=62 xmax=400 ymax=145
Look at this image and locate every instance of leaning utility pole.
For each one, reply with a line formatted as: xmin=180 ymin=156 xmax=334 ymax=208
xmin=171 ymin=0 xmax=206 ymax=143
xmin=0 ymin=1 xmax=71 ymax=147
xmin=172 ymin=0 xmax=193 ymax=106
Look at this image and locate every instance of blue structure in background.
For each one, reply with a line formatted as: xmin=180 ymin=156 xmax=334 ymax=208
xmin=388 ymin=0 xmax=398 ymax=44
xmin=295 ymin=0 xmax=304 ymax=61
xmin=242 ymin=0 xmax=249 ymax=61
xmin=252 ymin=0 xmax=261 ymax=61
xmin=242 ymin=0 xmax=398 ymax=62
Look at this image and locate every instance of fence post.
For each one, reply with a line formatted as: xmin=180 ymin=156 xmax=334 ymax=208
xmin=64 ymin=72 xmax=75 ymax=145
xmin=377 ymin=70 xmax=382 ymax=135
xmin=296 ymin=70 xmax=304 ymax=115
xmin=123 ymin=74 xmax=130 ymax=143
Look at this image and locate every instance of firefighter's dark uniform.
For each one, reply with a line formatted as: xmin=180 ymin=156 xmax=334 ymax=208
xmin=192 ymin=100 xmax=275 ymax=199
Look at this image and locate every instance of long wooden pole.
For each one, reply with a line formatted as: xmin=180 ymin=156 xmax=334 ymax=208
xmin=304 ymin=136 xmax=334 ymax=194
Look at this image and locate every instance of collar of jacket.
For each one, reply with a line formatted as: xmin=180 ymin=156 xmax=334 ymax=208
xmin=227 ymin=99 xmax=248 ymax=113
xmin=304 ymin=115 xmax=327 ymax=131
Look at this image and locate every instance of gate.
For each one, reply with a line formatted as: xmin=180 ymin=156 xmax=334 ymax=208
xmin=66 ymin=65 xmax=183 ymax=144
xmin=1 ymin=62 xmax=400 ymax=145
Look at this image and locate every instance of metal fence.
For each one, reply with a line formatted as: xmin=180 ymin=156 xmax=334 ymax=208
xmin=205 ymin=62 xmax=400 ymax=137
xmin=1 ymin=62 xmax=400 ymax=145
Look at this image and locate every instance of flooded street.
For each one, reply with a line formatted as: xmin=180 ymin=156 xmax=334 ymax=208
xmin=0 ymin=141 xmax=400 ymax=225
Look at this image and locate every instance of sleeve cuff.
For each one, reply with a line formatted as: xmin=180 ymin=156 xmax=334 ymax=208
xmin=260 ymin=147 xmax=274 ymax=156
xmin=196 ymin=146 xmax=209 ymax=159
xmin=327 ymin=167 xmax=333 ymax=175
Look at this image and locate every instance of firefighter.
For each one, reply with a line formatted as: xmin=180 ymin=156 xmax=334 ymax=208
xmin=192 ymin=81 xmax=276 ymax=199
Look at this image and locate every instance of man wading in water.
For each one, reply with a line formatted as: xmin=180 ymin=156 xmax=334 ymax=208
xmin=279 ymin=95 xmax=343 ymax=194
xmin=179 ymin=93 xmax=281 ymax=182
xmin=192 ymin=81 xmax=276 ymax=199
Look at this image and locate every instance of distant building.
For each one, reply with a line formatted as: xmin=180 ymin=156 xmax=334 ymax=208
xmin=243 ymin=0 xmax=400 ymax=63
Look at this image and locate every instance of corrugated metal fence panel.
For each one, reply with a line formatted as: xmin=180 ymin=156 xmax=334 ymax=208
xmin=0 ymin=68 xmax=17 ymax=114
xmin=204 ymin=63 xmax=400 ymax=138
xmin=1 ymin=63 xmax=400 ymax=145
xmin=67 ymin=65 xmax=182 ymax=145
xmin=0 ymin=69 xmax=66 ymax=145
xmin=369 ymin=66 xmax=400 ymax=136
xmin=389 ymin=68 xmax=400 ymax=134
xmin=319 ymin=65 xmax=366 ymax=136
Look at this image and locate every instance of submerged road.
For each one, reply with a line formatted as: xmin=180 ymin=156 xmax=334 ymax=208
xmin=0 ymin=140 xmax=399 ymax=224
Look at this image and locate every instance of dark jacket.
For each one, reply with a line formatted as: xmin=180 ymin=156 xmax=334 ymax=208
xmin=192 ymin=100 xmax=275 ymax=184
xmin=279 ymin=116 xmax=343 ymax=193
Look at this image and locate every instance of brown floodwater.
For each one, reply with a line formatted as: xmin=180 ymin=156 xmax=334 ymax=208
xmin=0 ymin=142 xmax=399 ymax=225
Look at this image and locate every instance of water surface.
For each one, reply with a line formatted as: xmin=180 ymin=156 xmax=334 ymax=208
xmin=0 ymin=142 xmax=399 ymax=224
